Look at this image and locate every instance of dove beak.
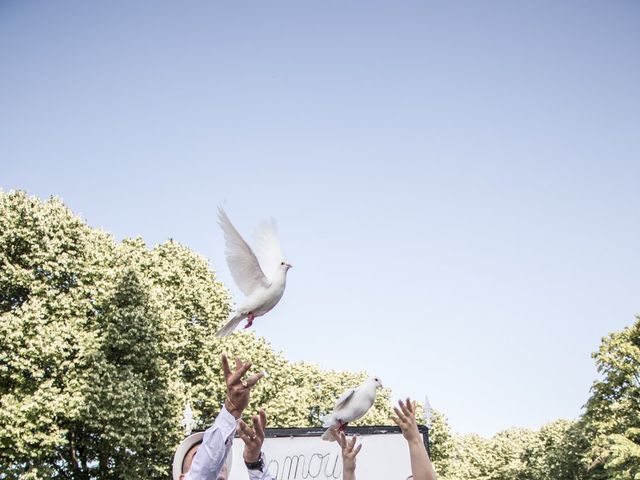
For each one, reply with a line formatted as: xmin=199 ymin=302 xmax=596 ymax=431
xmin=285 ymin=263 xmax=293 ymax=269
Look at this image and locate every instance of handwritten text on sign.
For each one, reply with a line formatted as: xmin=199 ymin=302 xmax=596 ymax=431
xmin=229 ymin=430 xmax=416 ymax=480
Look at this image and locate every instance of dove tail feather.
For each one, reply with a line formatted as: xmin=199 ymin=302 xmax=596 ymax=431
xmin=215 ymin=313 xmax=246 ymax=337
xmin=320 ymin=414 xmax=334 ymax=428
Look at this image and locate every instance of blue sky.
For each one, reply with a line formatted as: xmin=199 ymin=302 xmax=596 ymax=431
xmin=1 ymin=0 xmax=639 ymax=437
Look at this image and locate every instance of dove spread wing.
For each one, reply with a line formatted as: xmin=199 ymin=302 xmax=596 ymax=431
xmin=333 ymin=388 xmax=356 ymax=410
xmin=255 ymin=218 xmax=284 ymax=279
xmin=218 ymin=207 xmax=270 ymax=296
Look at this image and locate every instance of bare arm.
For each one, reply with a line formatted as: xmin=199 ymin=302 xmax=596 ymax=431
xmin=391 ymin=398 xmax=437 ymax=480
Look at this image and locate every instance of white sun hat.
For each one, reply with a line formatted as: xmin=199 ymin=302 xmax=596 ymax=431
xmin=172 ymin=432 xmax=233 ymax=480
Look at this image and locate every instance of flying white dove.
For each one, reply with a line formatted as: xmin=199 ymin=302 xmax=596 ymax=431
xmin=215 ymin=207 xmax=292 ymax=337
xmin=320 ymin=377 xmax=383 ymax=441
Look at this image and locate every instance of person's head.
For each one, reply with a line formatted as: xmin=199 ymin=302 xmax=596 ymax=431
xmin=173 ymin=433 xmax=233 ymax=480
xmin=179 ymin=441 xmax=201 ymax=480
xmin=179 ymin=442 xmax=229 ymax=480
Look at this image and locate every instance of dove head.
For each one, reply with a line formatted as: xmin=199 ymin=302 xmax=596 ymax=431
xmin=278 ymin=261 xmax=293 ymax=273
xmin=366 ymin=376 xmax=384 ymax=389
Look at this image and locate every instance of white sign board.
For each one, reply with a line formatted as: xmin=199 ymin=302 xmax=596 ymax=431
xmin=228 ymin=426 xmax=430 ymax=480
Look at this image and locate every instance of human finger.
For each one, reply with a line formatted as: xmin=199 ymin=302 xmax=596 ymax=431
xmin=244 ymin=371 xmax=264 ymax=388
xmin=353 ymin=444 xmax=362 ymax=456
xmin=221 ymin=354 xmax=232 ymax=380
xmin=340 ymin=431 xmax=350 ymax=450
xmin=252 ymin=415 xmax=264 ymax=439
xmin=330 ymin=428 xmax=344 ymax=446
xmin=405 ymin=397 xmax=417 ymax=418
xmin=242 ymin=423 xmax=257 ymax=441
xmin=406 ymin=398 xmax=414 ymax=414
xmin=239 ymin=419 xmax=255 ymax=434
xmin=394 ymin=406 xmax=407 ymax=422
xmin=238 ymin=420 xmax=252 ymax=436
xmin=349 ymin=435 xmax=357 ymax=449
xmin=399 ymin=399 xmax=411 ymax=417
xmin=229 ymin=361 xmax=252 ymax=385
xmin=390 ymin=414 xmax=400 ymax=426
xmin=258 ymin=408 xmax=267 ymax=430
xmin=237 ymin=421 xmax=253 ymax=442
xmin=237 ymin=429 xmax=251 ymax=443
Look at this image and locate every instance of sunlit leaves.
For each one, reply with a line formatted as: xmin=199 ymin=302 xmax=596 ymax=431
xmin=0 ymin=191 xmax=396 ymax=479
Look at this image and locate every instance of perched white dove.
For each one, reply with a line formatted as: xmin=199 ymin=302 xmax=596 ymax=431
xmin=321 ymin=377 xmax=383 ymax=441
xmin=215 ymin=207 xmax=292 ymax=337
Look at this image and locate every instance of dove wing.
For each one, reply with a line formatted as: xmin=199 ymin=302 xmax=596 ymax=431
xmin=333 ymin=388 xmax=356 ymax=410
xmin=218 ymin=207 xmax=269 ymax=296
xmin=255 ymin=217 xmax=284 ymax=280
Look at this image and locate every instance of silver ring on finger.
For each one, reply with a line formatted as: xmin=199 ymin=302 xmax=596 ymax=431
xmin=241 ymin=380 xmax=248 ymax=388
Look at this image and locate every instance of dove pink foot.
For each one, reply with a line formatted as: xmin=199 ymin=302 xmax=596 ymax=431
xmin=244 ymin=313 xmax=255 ymax=329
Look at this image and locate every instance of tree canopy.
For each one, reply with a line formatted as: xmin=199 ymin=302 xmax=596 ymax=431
xmin=429 ymin=316 xmax=640 ymax=480
xmin=0 ymin=191 xmax=392 ymax=479
xmin=581 ymin=317 xmax=640 ymax=479
xmin=1 ymin=190 xmax=638 ymax=480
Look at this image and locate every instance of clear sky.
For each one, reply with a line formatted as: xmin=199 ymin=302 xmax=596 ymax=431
xmin=1 ymin=0 xmax=639 ymax=437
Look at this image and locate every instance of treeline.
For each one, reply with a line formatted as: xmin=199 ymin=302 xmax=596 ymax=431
xmin=421 ymin=303 xmax=639 ymax=478
xmin=0 ymin=190 xmax=638 ymax=479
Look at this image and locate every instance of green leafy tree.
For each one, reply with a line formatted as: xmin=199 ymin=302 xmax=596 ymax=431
xmin=438 ymin=421 xmax=590 ymax=480
xmin=520 ymin=419 xmax=588 ymax=480
xmin=486 ymin=428 xmax=537 ymax=479
xmin=582 ymin=316 xmax=640 ymax=480
xmin=445 ymin=433 xmax=493 ymax=480
xmin=425 ymin=409 xmax=454 ymax=478
xmin=0 ymin=191 xmax=396 ymax=479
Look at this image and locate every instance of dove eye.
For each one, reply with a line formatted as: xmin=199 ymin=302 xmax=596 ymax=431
xmin=280 ymin=262 xmax=285 ymax=265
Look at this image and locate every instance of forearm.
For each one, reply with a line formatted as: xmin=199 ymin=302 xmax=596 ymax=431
xmin=343 ymin=467 xmax=356 ymax=480
xmin=408 ymin=438 xmax=437 ymax=480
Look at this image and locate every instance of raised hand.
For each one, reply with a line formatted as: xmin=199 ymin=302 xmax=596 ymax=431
xmin=330 ymin=429 xmax=362 ymax=480
xmin=390 ymin=397 xmax=437 ymax=480
xmin=221 ymin=354 xmax=264 ymax=419
xmin=238 ymin=408 xmax=267 ymax=463
xmin=390 ymin=398 xmax=421 ymax=442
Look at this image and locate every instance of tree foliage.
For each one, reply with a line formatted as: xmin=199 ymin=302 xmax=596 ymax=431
xmin=1 ymin=190 xmax=638 ymax=480
xmin=0 ymin=191 xmax=391 ymax=479
xmin=581 ymin=316 xmax=640 ymax=479
xmin=432 ymin=317 xmax=639 ymax=480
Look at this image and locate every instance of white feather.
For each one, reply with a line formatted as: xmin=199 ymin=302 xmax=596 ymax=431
xmin=332 ymin=388 xmax=356 ymax=410
xmin=320 ymin=377 xmax=383 ymax=441
xmin=254 ymin=218 xmax=284 ymax=279
xmin=217 ymin=207 xmax=269 ymax=296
